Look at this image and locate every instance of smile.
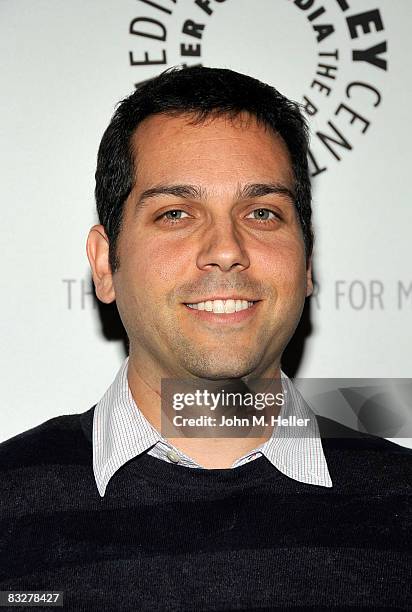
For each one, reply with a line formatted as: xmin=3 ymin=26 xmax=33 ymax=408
xmin=185 ymin=299 xmax=256 ymax=313
xmin=183 ymin=299 xmax=261 ymax=324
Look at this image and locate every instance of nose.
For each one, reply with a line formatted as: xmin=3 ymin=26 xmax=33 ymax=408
xmin=196 ymin=217 xmax=250 ymax=273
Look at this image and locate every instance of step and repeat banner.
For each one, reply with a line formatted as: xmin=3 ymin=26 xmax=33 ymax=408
xmin=1 ymin=0 xmax=411 ymax=445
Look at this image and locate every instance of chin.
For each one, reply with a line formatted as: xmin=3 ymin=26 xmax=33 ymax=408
xmin=184 ymin=357 xmax=259 ymax=381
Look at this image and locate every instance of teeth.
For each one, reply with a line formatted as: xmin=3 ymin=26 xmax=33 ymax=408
xmin=186 ymin=299 xmax=255 ymax=313
xmin=225 ymin=300 xmax=236 ymax=314
xmin=214 ymin=300 xmax=225 ymax=313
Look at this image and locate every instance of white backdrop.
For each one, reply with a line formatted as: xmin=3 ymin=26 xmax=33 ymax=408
xmin=1 ymin=0 xmax=411 ymax=445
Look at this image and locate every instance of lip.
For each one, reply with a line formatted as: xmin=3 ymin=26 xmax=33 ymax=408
xmin=184 ymin=296 xmax=258 ymax=304
xmin=182 ymin=300 xmax=261 ymax=324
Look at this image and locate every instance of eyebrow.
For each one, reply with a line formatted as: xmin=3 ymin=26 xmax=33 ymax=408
xmin=135 ymin=182 xmax=296 ymax=212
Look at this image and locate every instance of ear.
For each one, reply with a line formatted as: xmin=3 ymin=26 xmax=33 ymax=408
xmin=305 ymin=256 xmax=313 ymax=298
xmin=86 ymin=225 xmax=116 ymax=304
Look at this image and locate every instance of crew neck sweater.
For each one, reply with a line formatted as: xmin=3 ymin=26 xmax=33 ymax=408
xmin=0 ymin=405 xmax=411 ymax=611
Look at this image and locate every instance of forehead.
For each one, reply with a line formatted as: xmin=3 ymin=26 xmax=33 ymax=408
xmin=130 ymin=112 xmax=294 ymax=188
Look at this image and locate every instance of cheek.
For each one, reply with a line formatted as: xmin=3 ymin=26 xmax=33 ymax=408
xmin=123 ymin=233 xmax=191 ymax=286
xmin=255 ymin=238 xmax=307 ymax=291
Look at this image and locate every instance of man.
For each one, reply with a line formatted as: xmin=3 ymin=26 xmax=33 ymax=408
xmin=1 ymin=66 xmax=411 ymax=611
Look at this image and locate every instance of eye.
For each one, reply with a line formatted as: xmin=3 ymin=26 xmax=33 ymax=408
xmin=157 ymin=209 xmax=190 ymax=223
xmin=246 ymin=208 xmax=281 ymax=224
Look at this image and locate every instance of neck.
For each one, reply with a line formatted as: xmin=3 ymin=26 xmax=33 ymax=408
xmin=126 ymin=352 xmax=282 ymax=469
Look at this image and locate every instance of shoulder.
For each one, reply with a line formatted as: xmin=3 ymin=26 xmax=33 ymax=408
xmin=316 ymin=414 xmax=412 ymax=453
xmin=0 ymin=406 xmax=95 ymax=470
xmin=316 ymin=415 xmax=412 ymax=492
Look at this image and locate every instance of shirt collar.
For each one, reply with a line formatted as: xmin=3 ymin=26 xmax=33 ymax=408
xmin=261 ymin=371 xmax=333 ymax=488
xmin=93 ymin=358 xmax=332 ymax=496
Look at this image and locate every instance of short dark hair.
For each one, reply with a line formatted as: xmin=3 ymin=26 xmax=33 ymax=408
xmin=95 ymin=65 xmax=313 ymax=272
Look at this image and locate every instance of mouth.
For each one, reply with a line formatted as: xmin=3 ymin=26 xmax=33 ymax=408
xmin=182 ymin=298 xmax=262 ymax=324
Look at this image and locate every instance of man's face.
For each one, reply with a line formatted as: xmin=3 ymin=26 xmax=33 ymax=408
xmin=111 ymin=112 xmax=312 ymax=381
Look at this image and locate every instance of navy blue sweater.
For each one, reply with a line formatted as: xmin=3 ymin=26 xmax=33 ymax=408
xmin=0 ymin=406 xmax=411 ymax=611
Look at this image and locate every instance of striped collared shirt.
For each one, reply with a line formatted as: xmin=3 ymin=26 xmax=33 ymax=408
xmin=93 ymin=358 xmax=333 ymax=496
